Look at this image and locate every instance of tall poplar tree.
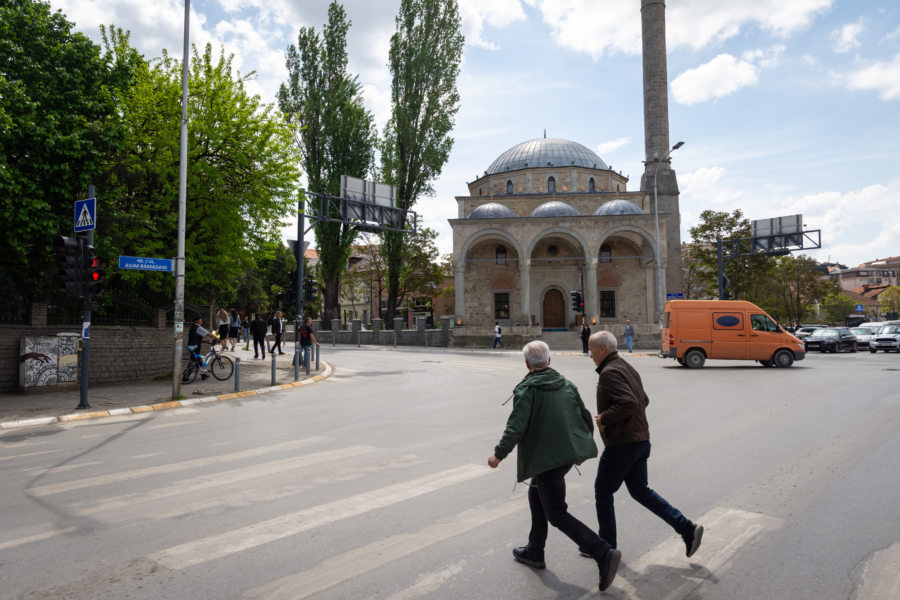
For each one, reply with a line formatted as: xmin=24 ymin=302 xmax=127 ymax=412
xmin=380 ymin=0 xmax=464 ymax=323
xmin=278 ymin=2 xmax=376 ymax=325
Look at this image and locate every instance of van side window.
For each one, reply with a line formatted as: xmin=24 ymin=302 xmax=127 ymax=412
xmin=751 ymin=314 xmax=778 ymax=332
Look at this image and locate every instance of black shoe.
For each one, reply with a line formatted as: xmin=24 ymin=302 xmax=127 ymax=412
xmin=598 ymin=547 xmax=621 ymax=592
xmin=279 ymin=352 xmax=285 ymax=355
xmin=683 ymin=524 xmax=703 ymax=557
xmin=254 ymin=355 xmax=258 ymax=359
xmin=201 ymin=373 xmax=209 ymax=380
xmin=512 ymin=546 xmax=545 ymax=570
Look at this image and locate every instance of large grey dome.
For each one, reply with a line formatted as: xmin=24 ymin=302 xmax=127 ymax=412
xmin=530 ymin=201 xmax=580 ymax=218
xmin=486 ymin=138 xmax=608 ymax=175
xmin=593 ymin=200 xmax=643 ymax=216
xmin=468 ymin=202 xmax=517 ymax=219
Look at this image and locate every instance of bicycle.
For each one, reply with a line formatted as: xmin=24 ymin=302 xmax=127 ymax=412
xmin=182 ymin=344 xmax=234 ymax=383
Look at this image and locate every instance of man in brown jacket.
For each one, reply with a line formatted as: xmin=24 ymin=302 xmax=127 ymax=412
xmin=589 ymin=331 xmax=703 ymax=558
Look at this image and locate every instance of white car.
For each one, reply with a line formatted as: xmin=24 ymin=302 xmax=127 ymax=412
xmin=794 ymin=326 xmax=824 ymax=340
xmin=849 ymin=327 xmax=876 ymax=348
xmin=869 ymin=325 xmax=900 ymax=352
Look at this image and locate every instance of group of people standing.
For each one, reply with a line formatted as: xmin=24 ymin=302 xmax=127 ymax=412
xmin=209 ymin=309 xmax=319 ymax=365
xmin=488 ymin=332 xmax=702 ymax=592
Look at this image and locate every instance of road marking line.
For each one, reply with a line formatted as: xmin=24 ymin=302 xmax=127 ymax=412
xmin=384 ymin=561 xmax=467 ymax=600
xmin=579 ymin=506 xmax=784 ymax=600
xmin=853 ymin=542 xmax=900 ymax=600
xmin=246 ymin=499 xmax=525 ymax=600
xmin=74 ymin=445 xmax=379 ymax=516
xmin=0 ymin=527 xmax=77 ymax=551
xmin=27 ymin=437 xmax=330 ymax=497
xmin=22 ymin=460 xmax=103 ymax=475
xmin=0 ymin=449 xmax=62 ymax=462
xmin=149 ymin=463 xmax=493 ymax=570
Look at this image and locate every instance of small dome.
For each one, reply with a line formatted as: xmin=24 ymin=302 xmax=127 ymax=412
xmin=593 ymin=200 xmax=643 ymax=216
xmin=468 ymin=202 xmax=517 ymax=219
xmin=530 ymin=201 xmax=580 ymax=218
xmin=487 ymin=138 xmax=608 ymax=175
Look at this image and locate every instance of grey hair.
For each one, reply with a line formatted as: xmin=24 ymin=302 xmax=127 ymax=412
xmin=590 ymin=330 xmax=617 ymax=351
xmin=522 ymin=340 xmax=550 ymax=368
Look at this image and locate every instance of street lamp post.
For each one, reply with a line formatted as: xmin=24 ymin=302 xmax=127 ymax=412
xmin=649 ymin=140 xmax=684 ymax=327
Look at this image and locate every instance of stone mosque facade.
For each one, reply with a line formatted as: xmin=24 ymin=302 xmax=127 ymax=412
xmin=449 ymin=0 xmax=682 ymax=340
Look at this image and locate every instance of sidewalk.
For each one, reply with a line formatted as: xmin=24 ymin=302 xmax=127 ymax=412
xmin=0 ymin=344 xmax=329 ymax=430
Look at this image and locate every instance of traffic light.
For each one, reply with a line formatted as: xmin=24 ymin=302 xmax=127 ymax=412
xmin=83 ymin=244 xmax=105 ymax=297
xmin=55 ymin=236 xmax=83 ymax=296
xmin=303 ymin=274 xmax=320 ymax=302
xmin=570 ymin=290 xmax=583 ymax=313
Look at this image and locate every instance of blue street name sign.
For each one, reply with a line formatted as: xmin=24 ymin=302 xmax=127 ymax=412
xmin=666 ymin=292 xmax=685 ymax=300
xmin=855 ymin=304 xmax=864 ymax=313
xmin=74 ymin=197 xmax=96 ymax=232
xmin=118 ymin=256 xmax=174 ymax=272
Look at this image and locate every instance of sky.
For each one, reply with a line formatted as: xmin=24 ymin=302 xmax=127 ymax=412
xmin=53 ymin=0 xmax=900 ymax=268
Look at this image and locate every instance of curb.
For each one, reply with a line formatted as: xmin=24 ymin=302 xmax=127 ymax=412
xmin=0 ymin=362 xmax=333 ymax=432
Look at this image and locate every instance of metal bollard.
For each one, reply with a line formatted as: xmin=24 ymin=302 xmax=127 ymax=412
xmin=293 ymin=352 xmax=299 ymax=381
xmin=271 ymin=352 xmax=277 ymax=385
xmin=305 ymin=347 xmax=311 ymax=375
xmin=234 ymin=357 xmax=241 ymax=392
xmin=315 ymin=344 xmax=320 ymax=371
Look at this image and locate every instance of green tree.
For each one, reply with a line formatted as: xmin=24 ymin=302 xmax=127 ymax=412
xmin=822 ymin=291 xmax=856 ymax=324
xmin=380 ymin=0 xmax=464 ymax=322
xmin=760 ymin=255 xmax=840 ymax=326
xmin=103 ymin=42 xmax=298 ymax=306
xmin=688 ymin=209 xmax=775 ymax=300
xmin=278 ymin=2 xmax=377 ymax=326
xmin=0 ymin=2 xmax=136 ymax=303
xmin=879 ymin=285 xmax=900 ymax=317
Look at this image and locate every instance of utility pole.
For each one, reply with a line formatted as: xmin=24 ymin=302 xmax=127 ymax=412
xmin=172 ymin=0 xmax=190 ymax=399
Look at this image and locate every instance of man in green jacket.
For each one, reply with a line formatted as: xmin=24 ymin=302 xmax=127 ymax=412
xmin=489 ymin=340 xmax=622 ymax=592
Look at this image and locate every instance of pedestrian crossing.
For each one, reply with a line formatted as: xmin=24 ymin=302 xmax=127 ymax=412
xmin=2 ymin=434 xmax=896 ymax=599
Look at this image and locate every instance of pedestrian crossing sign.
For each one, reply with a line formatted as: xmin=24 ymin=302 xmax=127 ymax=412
xmin=74 ymin=197 xmax=96 ymax=232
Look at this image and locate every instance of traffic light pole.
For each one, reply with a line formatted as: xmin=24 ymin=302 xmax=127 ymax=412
xmin=295 ymin=195 xmax=305 ymax=357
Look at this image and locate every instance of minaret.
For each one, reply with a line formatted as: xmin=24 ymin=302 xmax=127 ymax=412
xmin=639 ymin=0 xmax=683 ymax=314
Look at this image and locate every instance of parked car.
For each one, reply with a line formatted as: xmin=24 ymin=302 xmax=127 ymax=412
xmin=803 ymin=327 xmax=858 ymax=353
xmin=794 ymin=326 xmax=825 ymax=340
xmin=869 ymin=325 xmax=900 ymax=352
xmin=849 ymin=327 xmax=876 ymax=348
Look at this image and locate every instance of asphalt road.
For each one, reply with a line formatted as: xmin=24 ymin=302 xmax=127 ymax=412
xmin=1 ymin=347 xmax=898 ymax=599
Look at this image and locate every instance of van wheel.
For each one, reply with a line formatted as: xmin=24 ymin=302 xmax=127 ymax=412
xmin=684 ymin=350 xmax=705 ymax=369
xmin=676 ymin=357 xmax=685 ymax=365
xmin=773 ymin=349 xmax=794 ymax=368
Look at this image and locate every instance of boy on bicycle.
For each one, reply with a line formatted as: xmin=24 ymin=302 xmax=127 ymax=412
xmin=186 ymin=315 xmax=217 ymax=380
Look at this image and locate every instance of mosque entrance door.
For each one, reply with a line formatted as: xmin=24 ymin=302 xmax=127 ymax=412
xmin=542 ymin=290 xmax=566 ymax=328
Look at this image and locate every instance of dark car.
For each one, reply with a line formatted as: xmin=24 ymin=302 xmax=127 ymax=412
xmin=803 ymin=327 xmax=858 ymax=353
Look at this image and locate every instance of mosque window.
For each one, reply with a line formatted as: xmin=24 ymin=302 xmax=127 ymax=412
xmin=600 ymin=244 xmax=611 ymax=263
xmin=589 ymin=178 xmax=595 ymax=192
xmin=548 ymin=177 xmax=556 ymax=194
xmin=494 ymin=293 xmax=510 ymax=320
xmin=507 ymin=180 xmax=513 ymax=195
xmin=478 ymin=187 xmax=483 ymax=196
xmin=496 ymin=245 xmax=507 ymax=265
xmin=600 ymin=291 xmax=616 ymax=318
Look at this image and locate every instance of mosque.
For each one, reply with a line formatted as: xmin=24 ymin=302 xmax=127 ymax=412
xmin=449 ymin=0 xmax=682 ymax=343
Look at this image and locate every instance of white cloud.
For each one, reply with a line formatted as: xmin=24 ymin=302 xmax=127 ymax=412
xmin=458 ymin=0 xmax=526 ymax=50
xmin=523 ymin=0 xmax=832 ymax=58
xmin=679 ymin=166 xmax=744 ymax=208
xmin=830 ymin=19 xmax=865 ymax=53
xmin=672 ymin=54 xmax=759 ymax=105
xmin=596 ymin=137 xmax=630 ymax=156
xmin=836 ymin=54 xmax=900 ymax=100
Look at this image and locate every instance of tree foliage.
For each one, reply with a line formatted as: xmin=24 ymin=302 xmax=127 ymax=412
xmin=380 ymin=0 xmax=464 ymax=321
xmin=278 ymin=1 xmax=377 ymax=326
xmin=0 ymin=1 xmax=135 ymax=302
xmin=822 ymin=291 xmax=856 ymax=324
xmin=879 ymin=285 xmax=900 ymax=316
xmin=756 ymin=255 xmax=840 ymax=326
xmin=687 ymin=209 xmax=775 ymax=300
xmin=103 ymin=42 xmax=298 ymax=306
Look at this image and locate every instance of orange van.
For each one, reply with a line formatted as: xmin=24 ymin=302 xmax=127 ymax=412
xmin=660 ymin=300 xmax=805 ymax=368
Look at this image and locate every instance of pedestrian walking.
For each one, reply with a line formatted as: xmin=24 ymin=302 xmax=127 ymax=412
xmin=299 ymin=317 xmax=319 ymax=369
xmin=250 ymin=314 xmax=268 ymax=360
xmin=488 ymin=340 xmax=621 ymax=592
xmin=228 ymin=309 xmax=240 ymax=351
xmin=270 ymin=311 xmax=285 ymax=355
xmin=580 ymin=323 xmax=591 ymax=354
xmin=215 ymin=308 xmax=230 ymax=351
xmin=493 ymin=322 xmax=506 ymax=349
xmin=241 ymin=314 xmax=250 ymax=350
xmin=588 ymin=331 xmax=703 ymax=557
xmin=623 ymin=319 xmax=634 ymax=353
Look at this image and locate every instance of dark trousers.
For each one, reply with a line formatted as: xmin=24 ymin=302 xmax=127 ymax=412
xmin=273 ymin=332 xmax=283 ymax=353
xmin=594 ymin=441 xmax=690 ymax=548
xmin=253 ymin=336 xmax=266 ymax=358
xmin=526 ymin=464 xmax=611 ymax=559
xmin=581 ymin=338 xmax=589 ymax=353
